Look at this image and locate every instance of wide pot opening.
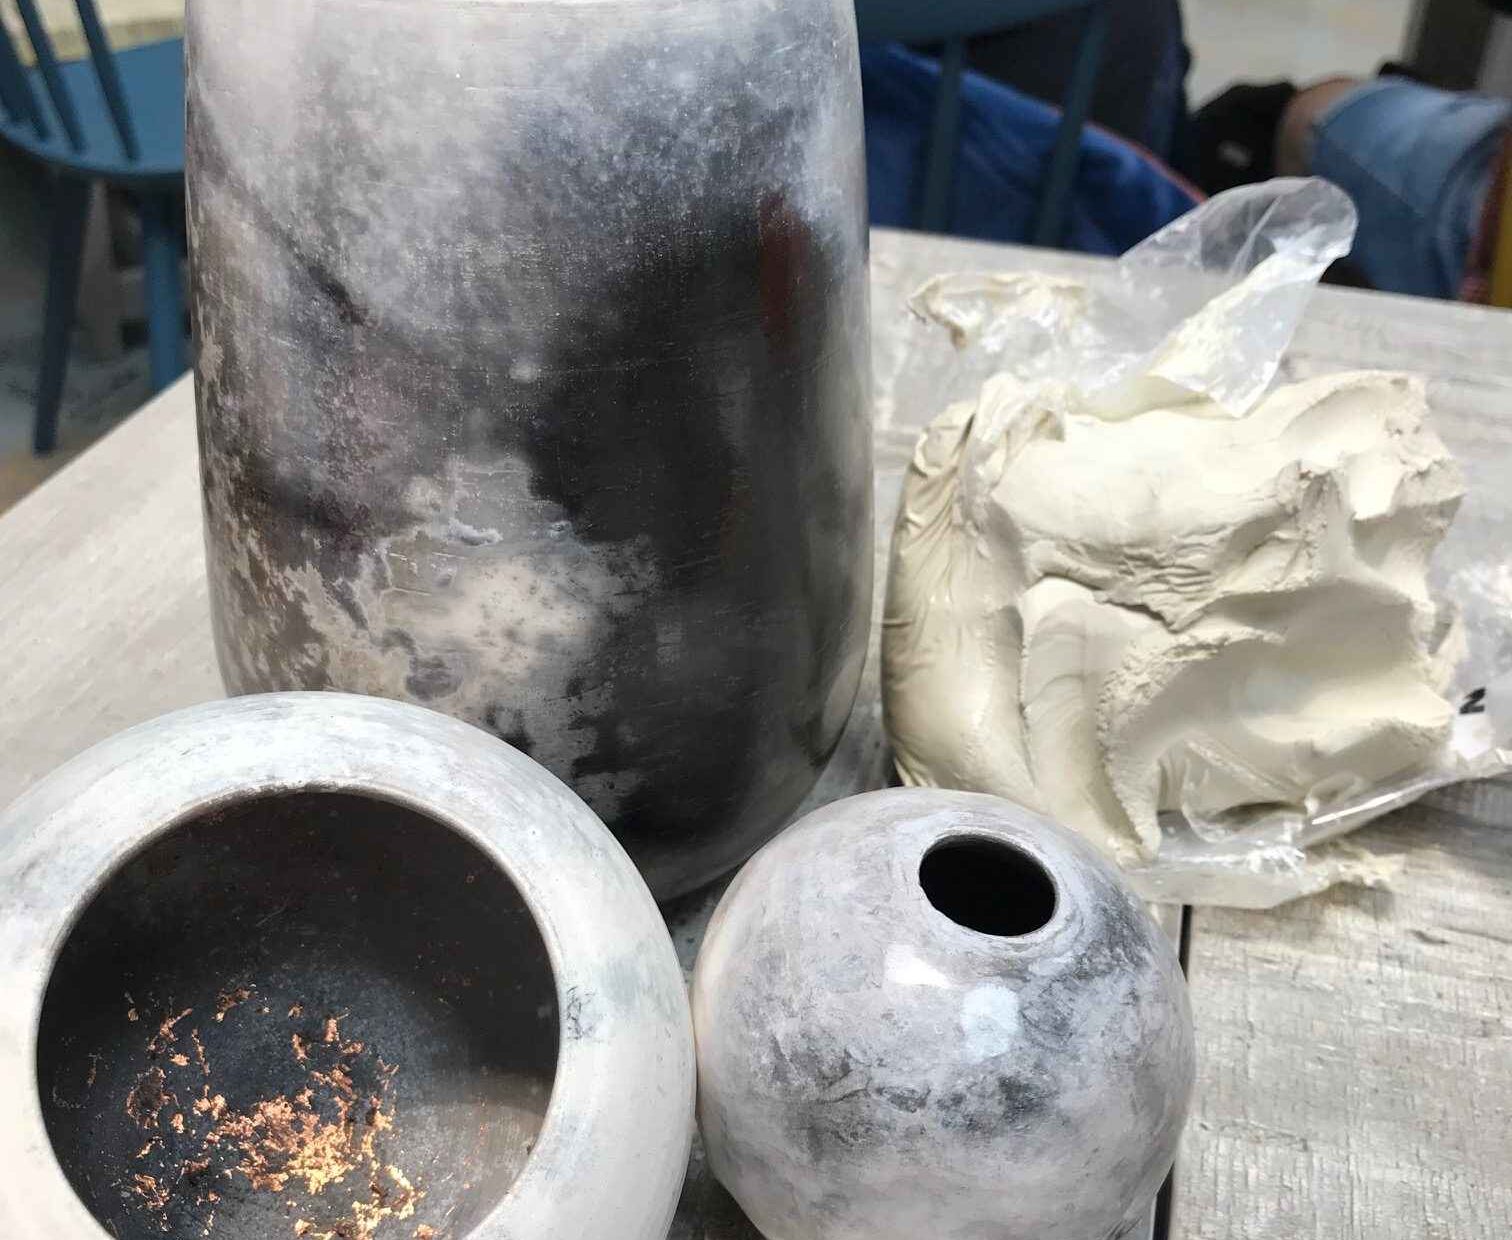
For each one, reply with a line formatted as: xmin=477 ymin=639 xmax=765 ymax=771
xmin=37 ymin=790 xmax=559 ymax=1240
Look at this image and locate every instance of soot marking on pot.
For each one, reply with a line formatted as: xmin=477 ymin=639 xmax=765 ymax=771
xmin=378 ymin=630 xmax=461 ymax=703
xmin=759 ymin=1041 xmax=903 ymax=1168
xmin=936 ymin=1072 xmax=1057 ymax=1137
xmin=1038 ymin=887 xmax=1159 ymax=1059
xmin=485 ymin=703 xmax=537 ymax=758
xmin=561 ymin=987 xmax=598 ymax=1042
xmin=874 ymin=1084 xmax=931 ymax=1114
xmin=302 ymin=257 xmax=369 ymax=329
xmin=327 ymin=578 xmax=369 ymax=633
xmin=1015 ymin=879 xmax=1159 ymax=1052
xmin=494 ymin=186 xmax=864 ymax=886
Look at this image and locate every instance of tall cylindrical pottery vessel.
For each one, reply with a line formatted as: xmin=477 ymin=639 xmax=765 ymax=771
xmin=186 ymin=0 xmax=872 ymax=899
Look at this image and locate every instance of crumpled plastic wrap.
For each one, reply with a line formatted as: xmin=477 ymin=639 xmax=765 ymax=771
xmin=887 ymin=178 xmax=1512 ymax=908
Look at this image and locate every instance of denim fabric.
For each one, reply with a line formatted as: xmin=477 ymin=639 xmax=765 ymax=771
xmin=1312 ymin=77 xmax=1511 ymax=299
xmin=861 ymin=43 xmax=1199 ymax=256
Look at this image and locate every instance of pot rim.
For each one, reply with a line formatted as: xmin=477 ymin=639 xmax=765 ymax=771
xmin=0 ymin=691 xmax=694 ymax=1240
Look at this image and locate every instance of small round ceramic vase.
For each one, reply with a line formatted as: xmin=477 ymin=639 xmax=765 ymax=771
xmin=0 ymin=693 xmax=694 ymax=1240
xmin=691 ymin=787 xmax=1194 ymax=1240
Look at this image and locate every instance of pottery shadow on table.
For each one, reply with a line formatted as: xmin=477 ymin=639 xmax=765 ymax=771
xmin=37 ymin=791 xmax=559 ymax=1240
xmin=669 ymin=1138 xmax=765 ymax=1240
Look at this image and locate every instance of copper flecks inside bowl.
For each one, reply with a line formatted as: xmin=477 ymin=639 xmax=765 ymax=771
xmin=37 ymin=792 xmax=560 ymax=1240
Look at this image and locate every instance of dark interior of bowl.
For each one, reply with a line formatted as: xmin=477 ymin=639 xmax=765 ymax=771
xmin=38 ymin=790 xmax=559 ymax=1240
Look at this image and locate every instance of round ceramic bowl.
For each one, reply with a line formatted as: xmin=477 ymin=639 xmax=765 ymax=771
xmin=0 ymin=693 xmax=694 ymax=1240
xmin=692 ymin=787 xmax=1194 ymax=1240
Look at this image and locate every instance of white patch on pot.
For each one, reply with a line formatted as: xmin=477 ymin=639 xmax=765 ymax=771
xmin=958 ymin=985 xmax=1022 ymax=1060
xmin=883 ymin=943 xmax=950 ymax=990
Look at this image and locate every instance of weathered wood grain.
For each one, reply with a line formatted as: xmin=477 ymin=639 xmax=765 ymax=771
xmin=1175 ymin=779 xmax=1512 ymax=1239
xmin=0 ymin=385 xmax=218 ymax=799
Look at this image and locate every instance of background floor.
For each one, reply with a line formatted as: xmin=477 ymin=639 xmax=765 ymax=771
xmin=0 ymin=0 xmax=1417 ymax=513
xmin=1186 ymin=0 xmax=1415 ymax=105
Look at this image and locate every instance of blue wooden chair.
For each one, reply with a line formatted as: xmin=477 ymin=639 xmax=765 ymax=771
xmin=0 ymin=0 xmax=184 ymax=453
xmin=856 ymin=0 xmax=1110 ymax=245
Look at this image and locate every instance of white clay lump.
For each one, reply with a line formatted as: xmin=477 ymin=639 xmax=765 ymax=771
xmin=883 ymin=369 xmax=1464 ymax=866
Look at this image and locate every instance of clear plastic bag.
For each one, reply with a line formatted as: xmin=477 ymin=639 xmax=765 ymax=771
xmin=897 ymin=178 xmax=1511 ymax=909
xmin=911 ymin=177 xmax=1357 ymax=416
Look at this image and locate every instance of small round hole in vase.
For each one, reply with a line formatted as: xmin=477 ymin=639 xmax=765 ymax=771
xmin=919 ymin=836 xmax=1058 ymax=937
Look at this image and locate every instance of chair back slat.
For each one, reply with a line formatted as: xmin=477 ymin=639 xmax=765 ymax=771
xmin=0 ymin=16 xmax=47 ymax=136
xmin=854 ymin=0 xmax=1109 ymax=245
xmin=856 ymin=0 xmax=1094 ymax=44
xmin=74 ymin=0 xmax=139 ymax=159
xmin=14 ymin=0 xmax=84 ymax=149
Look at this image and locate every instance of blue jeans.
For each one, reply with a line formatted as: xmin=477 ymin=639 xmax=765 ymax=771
xmin=860 ymin=44 xmax=1199 ymax=256
xmin=1311 ymin=78 xmax=1511 ymax=299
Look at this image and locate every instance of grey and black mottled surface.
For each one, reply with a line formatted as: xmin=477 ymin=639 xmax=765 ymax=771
xmin=690 ymin=789 xmax=1195 ymax=1240
xmin=187 ymin=0 xmax=872 ymax=901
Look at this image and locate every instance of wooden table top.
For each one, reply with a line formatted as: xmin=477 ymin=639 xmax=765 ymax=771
xmin=4 ymin=226 xmax=1511 ymax=1238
